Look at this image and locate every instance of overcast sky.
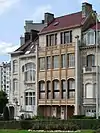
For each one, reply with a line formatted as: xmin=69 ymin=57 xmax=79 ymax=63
xmin=0 ymin=0 xmax=100 ymax=63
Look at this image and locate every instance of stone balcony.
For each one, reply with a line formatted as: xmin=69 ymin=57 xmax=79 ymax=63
xmin=83 ymin=66 xmax=96 ymax=74
xmin=83 ymin=98 xmax=96 ymax=105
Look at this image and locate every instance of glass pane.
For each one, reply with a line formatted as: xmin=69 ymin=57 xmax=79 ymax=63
xmin=33 ymin=97 xmax=35 ymax=105
xmin=61 ymin=54 xmax=66 ymax=68
xmin=53 ymin=56 xmax=59 ymax=68
xmin=69 ymin=91 xmax=75 ymax=98
xmin=29 ymin=97 xmax=32 ymax=105
xmin=54 ymin=81 xmax=59 ymax=90
xmin=39 ymin=58 xmax=45 ymax=70
xmin=68 ymin=54 xmax=75 ymax=67
xmin=25 ymin=97 xmax=28 ymax=105
xmin=47 ymin=56 xmax=51 ymax=69
xmin=54 ymin=92 xmax=59 ymax=99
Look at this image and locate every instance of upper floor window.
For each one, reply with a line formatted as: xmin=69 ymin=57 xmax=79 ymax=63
xmin=53 ymin=55 xmax=59 ymax=69
xmin=61 ymin=54 xmax=66 ymax=68
xmin=25 ymin=91 xmax=35 ymax=105
xmin=13 ymin=60 xmax=18 ymax=73
xmin=61 ymin=31 xmax=72 ymax=44
xmin=47 ymin=56 xmax=51 ymax=69
xmin=39 ymin=57 xmax=45 ymax=70
xmin=39 ymin=81 xmax=45 ymax=99
xmin=13 ymin=79 xmax=18 ymax=94
xmin=87 ymin=31 xmax=94 ymax=45
xmin=23 ymin=63 xmax=35 ymax=82
xmin=87 ymin=54 xmax=95 ymax=67
xmin=46 ymin=34 xmax=57 ymax=46
xmin=68 ymin=53 xmax=75 ymax=68
xmin=61 ymin=80 xmax=66 ymax=99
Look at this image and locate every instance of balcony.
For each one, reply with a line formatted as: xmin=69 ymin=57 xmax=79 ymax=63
xmin=83 ymin=66 xmax=96 ymax=74
xmin=83 ymin=98 xmax=96 ymax=105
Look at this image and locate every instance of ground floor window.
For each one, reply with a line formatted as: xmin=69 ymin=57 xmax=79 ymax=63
xmin=25 ymin=92 xmax=35 ymax=105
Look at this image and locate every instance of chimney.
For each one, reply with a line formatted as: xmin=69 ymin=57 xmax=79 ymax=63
xmin=82 ymin=2 xmax=92 ymax=18
xmin=20 ymin=36 xmax=25 ymax=45
xmin=44 ymin=12 xmax=54 ymax=26
xmin=25 ymin=32 xmax=31 ymax=43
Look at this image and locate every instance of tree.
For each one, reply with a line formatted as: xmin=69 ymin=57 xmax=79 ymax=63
xmin=0 ymin=90 xmax=8 ymax=113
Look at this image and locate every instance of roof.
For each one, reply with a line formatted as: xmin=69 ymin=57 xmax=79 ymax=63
xmin=40 ymin=11 xmax=83 ymax=34
xmin=90 ymin=22 xmax=100 ymax=30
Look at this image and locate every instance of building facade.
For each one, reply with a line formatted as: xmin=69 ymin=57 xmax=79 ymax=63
xmin=10 ymin=2 xmax=100 ymax=119
xmin=0 ymin=62 xmax=11 ymax=99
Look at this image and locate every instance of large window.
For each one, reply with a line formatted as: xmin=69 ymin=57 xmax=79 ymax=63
xmin=61 ymin=80 xmax=66 ymax=99
xmin=87 ymin=54 xmax=95 ymax=67
xmin=23 ymin=63 xmax=35 ymax=82
xmin=13 ymin=60 xmax=18 ymax=73
xmin=47 ymin=56 xmax=51 ymax=69
xmin=68 ymin=54 xmax=75 ymax=68
xmin=53 ymin=80 xmax=59 ymax=99
xmin=61 ymin=54 xmax=66 ymax=68
xmin=87 ymin=31 xmax=94 ymax=45
xmin=53 ymin=55 xmax=59 ymax=69
xmin=39 ymin=57 xmax=45 ymax=70
xmin=85 ymin=83 xmax=93 ymax=98
xmin=61 ymin=31 xmax=72 ymax=44
xmin=25 ymin=92 xmax=35 ymax=105
xmin=68 ymin=79 xmax=75 ymax=99
xmin=46 ymin=34 xmax=57 ymax=46
xmin=39 ymin=81 xmax=45 ymax=99
xmin=47 ymin=81 xmax=51 ymax=99
xmin=13 ymin=79 xmax=18 ymax=94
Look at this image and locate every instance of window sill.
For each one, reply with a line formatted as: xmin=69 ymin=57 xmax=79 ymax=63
xmin=68 ymin=67 xmax=75 ymax=69
xmin=24 ymin=81 xmax=35 ymax=84
xmin=13 ymin=72 xmax=18 ymax=75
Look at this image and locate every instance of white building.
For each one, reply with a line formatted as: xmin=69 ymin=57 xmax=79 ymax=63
xmin=0 ymin=62 xmax=11 ymax=99
xmin=9 ymin=21 xmax=45 ymax=119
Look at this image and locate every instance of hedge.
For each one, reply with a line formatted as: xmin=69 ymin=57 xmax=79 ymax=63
xmin=0 ymin=119 xmax=100 ymax=130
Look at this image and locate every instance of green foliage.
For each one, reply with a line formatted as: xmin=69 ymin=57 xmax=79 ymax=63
xmin=0 ymin=91 xmax=8 ymax=113
xmin=3 ymin=106 xmax=9 ymax=121
xmin=20 ymin=120 xmax=33 ymax=130
xmin=94 ymin=128 xmax=100 ymax=133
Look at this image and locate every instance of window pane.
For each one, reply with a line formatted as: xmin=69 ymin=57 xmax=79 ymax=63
xmin=50 ymin=35 xmax=55 ymax=45
xmin=69 ymin=91 xmax=75 ymax=98
xmin=64 ymin=32 xmax=70 ymax=43
xmin=47 ymin=56 xmax=51 ymax=69
xmin=68 ymin=54 xmax=75 ymax=67
xmin=53 ymin=56 xmax=59 ymax=68
xmin=69 ymin=79 xmax=75 ymax=90
xmin=54 ymin=92 xmax=59 ymax=99
xmin=87 ymin=55 xmax=95 ymax=67
xmin=13 ymin=60 xmax=18 ymax=73
xmin=39 ymin=58 xmax=45 ymax=70
xmin=86 ymin=84 xmax=93 ymax=98
xmin=29 ymin=97 xmax=32 ymax=105
xmin=25 ymin=97 xmax=28 ymax=105
xmin=61 ymin=54 xmax=66 ymax=68
xmin=87 ymin=32 xmax=94 ymax=45
xmin=40 ymin=82 xmax=45 ymax=91
xmin=53 ymin=80 xmax=59 ymax=90
xmin=33 ymin=97 xmax=35 ymax=105
xmin=40 ymin=92 xmax=45 ymax=99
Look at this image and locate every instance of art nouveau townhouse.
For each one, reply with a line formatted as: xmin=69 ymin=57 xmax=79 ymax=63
xmin=9 ymin=20 xmax=45 ymax=119
xmin=37 ymin=2 xmax=97 ymax=119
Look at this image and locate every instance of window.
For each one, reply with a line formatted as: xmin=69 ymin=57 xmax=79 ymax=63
xmin=24 ymin=63 xmax=35 ymax=82
xmin=61 ymin=54 xmax=66 ymax=68
xmin=53 ymin=80 xmax=59 ymax=99
xmin=46 ymin=34 xmax=57 ymax=46
xmin=53 ymin=55 xmax=59 ymax=69
xmin=47 ymin=81 xmax=51 ymax=99
xmin=47 ymin=56 xmax=51 ymax=69
xmin=87 ymin=54 xmax=95 ymax=67
xmin=68 ymin=54 xmax=75 ymax=67
xmin=61 ymin=31 xmax=72 ymax=44
xmin=85 ymin=84 xmax=93 ymax=98
xmin=39 ymin=81 xmax=45 ymax=99
xmin=61 ymin=80 xmax=66 ymax=99
xmin=39 ymin=57 xmax=45 ymax=70
xmin=68 ymin=79 xmax=75 ymax=99
xmin=13 ymin=60 xmax=18 ymax=73
xmin=25 ymin=92 xmax=35 ymax=105
xmin=87 ymin=31 xmax=94 ymax=45
xmin=13 ymin=79 xmax=18 ymax=94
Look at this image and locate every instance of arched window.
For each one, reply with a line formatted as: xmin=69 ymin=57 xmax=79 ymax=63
xmin=61 ymin=80 xmax=66 ymax=99
xmin=47 ymin=81 xmax=51 ymax=99
xmin=85 ymin=83 xmax=93 ymax=98
xmin=23 ymin=63 xmax=36 ymax=82
xmin=68 ymin=78 xmax=75 ymax=99
xmin=39 ymin=81 xmax=45 ymax=99
xmin=13 ymin=79 xmax=18 ymax=94
xmin=53 ymin=79 xmax=59 ymax=99
xmin=87 ymin=54 xmax=95 ymax=67
xmin=25 ymin=91 xmax=35 ymax=105
xmin=13 ymin=60 xmax=18 ymax=73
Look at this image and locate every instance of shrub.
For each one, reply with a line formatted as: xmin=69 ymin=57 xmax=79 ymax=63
xmin=94 ymin=128 xmax=100 ymax=133
xmin=20 ymin=120 xmax=33 ymax=130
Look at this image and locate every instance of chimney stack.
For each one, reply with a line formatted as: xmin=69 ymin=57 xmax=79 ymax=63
xmin=82 ymin=2 xmax=92 ymax=18
xmin=44 ymin=12 xmax=54 ymax=26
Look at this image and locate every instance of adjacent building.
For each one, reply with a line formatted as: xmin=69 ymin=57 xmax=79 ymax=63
xmin=0 ymin=62 xmax=11 ymax=99
xmin=9 ymin=2 xmax=100 ymax=119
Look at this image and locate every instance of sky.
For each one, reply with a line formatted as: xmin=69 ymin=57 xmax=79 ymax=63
xmin=0 ymin=0 xmax=100 ymax=63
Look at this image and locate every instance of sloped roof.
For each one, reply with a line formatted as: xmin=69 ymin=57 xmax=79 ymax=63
xmin=40 ymin=11 xmax=83 ymax=33
xmin=90 ymin=22 xmax=100 ymax=30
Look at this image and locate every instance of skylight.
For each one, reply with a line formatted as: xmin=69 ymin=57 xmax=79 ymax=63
xmin=53 ymin=22 xmax=59 ymax=26
xmin=25 ymin=51 xmax=30 ymax=54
